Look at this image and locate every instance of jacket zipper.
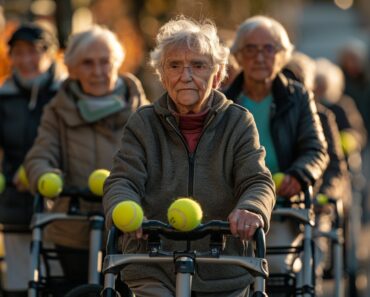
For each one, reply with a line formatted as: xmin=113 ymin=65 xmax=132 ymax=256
xmin=165 ymin=112 xmax=216 ymax=197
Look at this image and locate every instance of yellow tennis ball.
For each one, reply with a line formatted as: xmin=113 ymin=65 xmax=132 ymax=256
xmin=37 ymin=172 xmax=63 ymax=198
xmin=112 ymin=201 xmax=144 ymax=232
xmin=167 ymin=197 xmax=203 ymax=231
xmin=272 ymin=172 xmax=285 ymax=191
xmin=88 ymin=169 xmax=110 ymax=196
xmin=0 ymin=172 xmax=5 ymax=194
xmin=317 ymin=193 xmax=329 ymax=205
xmin=17 ymin=165 xmax=30 ymax=189
xmin=340 ymin=131 xmax=358 ymax=155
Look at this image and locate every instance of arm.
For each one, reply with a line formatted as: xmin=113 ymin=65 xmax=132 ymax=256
xmin=230 ymin=108 xmax=276 ymax=236
xmin=24 ymin=103 xmax=62 ymax=194
xmin=287 ymin=91 xmax=329 ymax=188
xmin=103 ymin=111 xmax=147 ymax=229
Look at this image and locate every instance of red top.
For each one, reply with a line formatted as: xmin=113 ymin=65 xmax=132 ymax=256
xmin=178 ymin=109 xmax=210 ymax=153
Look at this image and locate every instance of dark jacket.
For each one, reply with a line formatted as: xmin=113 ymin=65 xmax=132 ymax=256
xmin=224 ymin=72 xmax=329 ymax=189
xmin=0 ymin=65 xmax=63 ymax=225
xmin=103 ymin=90 xmax=275 ymax=292
xmin=317 ymin=104 xmax=350 ymax=204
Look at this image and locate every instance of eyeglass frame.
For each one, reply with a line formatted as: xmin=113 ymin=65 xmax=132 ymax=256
xmin=239 ymin=43 xmax=282 ymax=58
xmin=162 ymin=60 xmax=216 ymax=77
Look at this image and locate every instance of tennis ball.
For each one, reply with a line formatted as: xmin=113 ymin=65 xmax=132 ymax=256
xmin=112 ymin=201 xmax=144 ymax=232
xmin=0 ymin=172 xmax=5 ymax=194
xmin=167 ymin=197 xmax=203 ymax=231
xmin=272 ymin=172 xmax=285 ymax=191
xmin=317 ymin=193 xmax=329 ymax=206
xmin=37 ymin=172 xmax=63 ymax=198
xmin=88 ymin=169 xmax=110 ymax=196
xmin=340 ymin=131 xmax=357 ymax=155
xmin=17 ymin=165 xmax=30 ymax=189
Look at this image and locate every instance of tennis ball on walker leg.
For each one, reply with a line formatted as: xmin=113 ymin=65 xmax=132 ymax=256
xmin=0 ymin=173 xmax=5 ymax=194
xmin=112 ymin=201 xmax=144 ymax=232
xmin=37 ymin=173 xmax=63 ymax=198
xmin=88 ymin=169 xmax=110 ymax=196
xmin=167 ymin=197 xmax=203 ymax=231
xmin=272 ymin=172 xmax=285 ymax=191
xmin=17 ymin=165 xmax=30 ymax=189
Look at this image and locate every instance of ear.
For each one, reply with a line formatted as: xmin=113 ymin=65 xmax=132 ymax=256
xmin=212 ymin=69 xmax=222 ymax=89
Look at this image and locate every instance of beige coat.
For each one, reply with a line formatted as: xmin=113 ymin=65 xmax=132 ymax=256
xmin=25 ymin=74 xmax=148 ymax=249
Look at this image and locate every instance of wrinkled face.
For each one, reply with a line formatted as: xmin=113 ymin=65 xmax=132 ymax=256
xmin=69 ymin=39 xmax=119 ymax=96
xmin=236 ymin=26 xmax=285 ymax=83
xmin=10 ymin=40 xmax=51 ymax=79
xmin=161 ymin=47 xmax=220 ymax=114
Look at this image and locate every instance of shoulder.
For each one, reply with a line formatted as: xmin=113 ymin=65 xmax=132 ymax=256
xmin=0 ymin=77 xmax=19 ymax=97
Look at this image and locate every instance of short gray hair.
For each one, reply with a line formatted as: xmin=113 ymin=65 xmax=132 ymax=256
xmin=149 ymin=16 xmax=230 ymax=82
xmin=64 ymin=25 xmax=125 ymax=69
xmin=231 ymin=15 xmax=294 ymax=65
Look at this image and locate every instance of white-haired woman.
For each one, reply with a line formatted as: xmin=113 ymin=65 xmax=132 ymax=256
xmin=103 ymin=16 xmax=275 ymax=297
xmin=224 ymin=16 xmax=328 ymax=276
xmin=25 ymin=25 xmax=148 ymax=292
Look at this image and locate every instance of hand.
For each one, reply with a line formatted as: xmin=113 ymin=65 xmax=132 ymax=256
xmin=125 ymin=217 xmax=148 ymax=240
xmin=277 ymin=175 xmax=302 ymax=198
xmin=12 ymin=173 xmax=28 ymax=192
xmin=228 ymin=209 xmax=264 ymax=241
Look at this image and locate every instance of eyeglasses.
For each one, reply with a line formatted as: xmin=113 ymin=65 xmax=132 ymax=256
xmin=163 ymin=61 xmax=214 ymax=76
xmin=240 ymin=43 xmax=280 ymax=58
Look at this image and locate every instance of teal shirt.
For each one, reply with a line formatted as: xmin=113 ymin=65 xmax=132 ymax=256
xmin=239 ymin=93 xmax=280 ymax=173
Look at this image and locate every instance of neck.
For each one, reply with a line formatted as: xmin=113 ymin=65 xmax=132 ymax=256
xmin=243 ymin=77 xmax=272 ymax=102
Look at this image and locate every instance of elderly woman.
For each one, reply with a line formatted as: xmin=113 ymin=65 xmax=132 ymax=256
xmin=103 ymin=17 xmax=275 ymax=297
xmin=0 ymin=23 xmax=64 ymax=297
xmin=224 ymin=16 xmax=328 ymax=276
xmin=25 ymin=25 xmax=148 ymax=290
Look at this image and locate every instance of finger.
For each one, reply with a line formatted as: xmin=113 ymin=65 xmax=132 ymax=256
xmin=228 ymin=214 xmax=238 ymax=237
xmin=135 ymin=228 xmax=143 ymax=239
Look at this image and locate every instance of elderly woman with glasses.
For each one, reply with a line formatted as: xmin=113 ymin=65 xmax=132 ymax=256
xmin=224 ymin=16 xmax=328 ymax=276
xmin=103 ymin=16 xmax=275 ymax=297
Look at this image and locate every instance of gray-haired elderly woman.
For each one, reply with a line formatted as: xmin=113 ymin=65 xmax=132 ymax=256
xmin=103 ymin=16 xmax=275 ymax=297
xmin=25 ymin=25 xmax=148 ymax=292
xmin=224 ymin=16 xmax=328 ymax=278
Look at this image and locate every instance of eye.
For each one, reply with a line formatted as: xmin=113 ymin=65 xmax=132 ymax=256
xmin=168 ymin=62 xmax=182 ymax=69
xmin=264 ymin=44 xmax=276 ymax=54
xmin=81 ymin=59 xmax=94 ymax=67
xmin=244 ymin=44 xmax=257 ymax=53
xmin=191 ymin=61 xmax=206 ymax=69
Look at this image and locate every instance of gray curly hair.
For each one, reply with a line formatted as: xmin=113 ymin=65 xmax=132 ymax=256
xmin=149 ymin=16 xmax=230 ymax=83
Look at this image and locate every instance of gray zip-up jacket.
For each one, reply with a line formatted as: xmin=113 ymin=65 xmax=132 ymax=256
xmin=103 ymin=90 xmax=275 ymax=292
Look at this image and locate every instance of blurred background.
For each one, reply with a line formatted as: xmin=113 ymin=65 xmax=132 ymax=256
xmin=1 ymin=0 xmax=370 ymax=99
xmin=0 ymin=0 xmax=369 ymax=296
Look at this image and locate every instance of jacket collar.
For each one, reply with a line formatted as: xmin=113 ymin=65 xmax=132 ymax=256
xmin=224 ymin=71 xmax=295 ymax=115
xmin=52 ymin=78 xmax=127 ymax=127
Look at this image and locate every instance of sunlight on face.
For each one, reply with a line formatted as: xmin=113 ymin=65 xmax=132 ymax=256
xmin=69 ymin=39 xmax=119 ymax=97
xmin=162 ymin=47 xmax=220 ymax=114
xmin=237 ymin=26 xmax=285 ymax=83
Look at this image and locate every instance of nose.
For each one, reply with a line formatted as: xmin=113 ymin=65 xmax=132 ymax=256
xmin=92 ymin=62 xmax=103 ymax=75
xmin=180 ymin=66 xmax=192 ymax=81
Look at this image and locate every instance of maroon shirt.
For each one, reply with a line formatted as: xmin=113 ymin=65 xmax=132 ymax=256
xmin=178 ymin=109 xmax=210 ymax=153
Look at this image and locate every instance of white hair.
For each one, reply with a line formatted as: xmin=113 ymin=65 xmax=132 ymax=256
xmin=64 ymin=25 xmax=125 ymax=69
xmin=315 ymin=58 xmax=344 ymax=103
xmin=286 ymin=51 xmax=316 ymax=91
xmin=231 ymin=15 xmax=294 ymax=66
xmin=149 ymin=16 xmax=230 ymax=82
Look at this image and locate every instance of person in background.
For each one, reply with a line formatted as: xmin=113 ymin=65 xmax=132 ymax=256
xmin=0 ymin=23 xmax=64 ymax=297
xmin=25 ymin=25 xmax=148 ymax=294
xmin=104 ymin=16 xmax=275 ymax=297
xmin=337 ymin=39 xmax=370 ymax=135
xmin=224 ymin=15 xmax=328 ymax=281
xmin=285 ymin=52 xmax=350 ymax=295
